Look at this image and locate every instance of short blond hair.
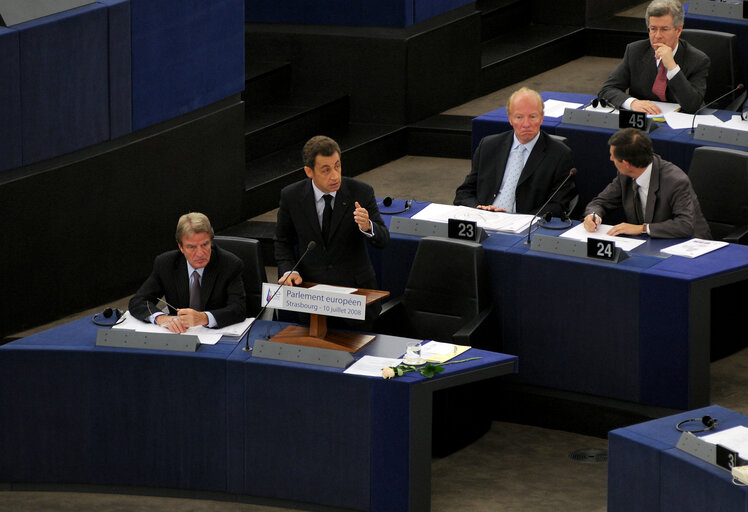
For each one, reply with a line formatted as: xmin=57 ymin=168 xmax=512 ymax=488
xmin=506 ymin=87 xmax=544 ymax=116
xmin=175 ymin=212 xmax=214 ymax=245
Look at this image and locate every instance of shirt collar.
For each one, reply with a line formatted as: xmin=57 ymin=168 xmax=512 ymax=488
xmin=311 ymin=180 xmax=337 ymax=203
xmin=512 ymin=132 xmax=541 ymax=154
xmin=636 ymin=163 xmax=653 ymax=190
xmin=186 ymin=261 xmax=205 ymax=278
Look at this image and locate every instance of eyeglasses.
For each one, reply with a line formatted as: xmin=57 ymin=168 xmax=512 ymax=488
xmin=648 ymin=26 xmax=675 ymax=34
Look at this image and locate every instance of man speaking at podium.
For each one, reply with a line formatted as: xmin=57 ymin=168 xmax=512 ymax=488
xmin=129 ymin=212 xmax=246 ymax=332
xmin=274 ymin=135 xmax=389 ymax=327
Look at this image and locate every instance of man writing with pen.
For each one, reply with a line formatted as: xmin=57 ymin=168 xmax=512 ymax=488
xmin=128 ymin=212 xmax=246 ymax=333
xmin=582 ymin=128 xmax=710 ymax=239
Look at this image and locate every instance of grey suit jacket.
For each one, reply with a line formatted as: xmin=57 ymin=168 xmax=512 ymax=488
xmin=584 ymin=154 xmax=711 ymax=239
xmin=453 ymin=130 xmax=575 ymax=216
xmin=598 ymin=38 xmax=710 ymax=114
xmin=274 ymin=177 xmax=389 ymax=290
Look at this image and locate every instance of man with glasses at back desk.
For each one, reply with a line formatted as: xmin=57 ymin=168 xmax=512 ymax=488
xmin=598 ymin=0 xmax=709 ymax=114
xmin=129 ymin=212 xmax=246 ymax=333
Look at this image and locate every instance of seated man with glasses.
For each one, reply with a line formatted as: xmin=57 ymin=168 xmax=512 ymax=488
xmin=598 ymin=0 xmax=709 ymax=114
xmin=129 ymin=212 xmax=246 ymax=333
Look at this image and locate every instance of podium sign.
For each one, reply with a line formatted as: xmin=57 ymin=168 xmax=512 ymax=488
xmin=262 ymin=283 xmax=366 ymax=320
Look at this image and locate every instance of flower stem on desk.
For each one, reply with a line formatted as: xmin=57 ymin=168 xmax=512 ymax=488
xmin=381 ymin=357 xmax=481 ymax=379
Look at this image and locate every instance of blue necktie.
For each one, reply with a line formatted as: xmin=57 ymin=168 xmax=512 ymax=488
xmin=494 ymin=145 xmax=526 ymax=212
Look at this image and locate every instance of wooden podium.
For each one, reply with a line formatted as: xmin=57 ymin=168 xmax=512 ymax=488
xmin=270 ymin=283 xmax=389 ymax=352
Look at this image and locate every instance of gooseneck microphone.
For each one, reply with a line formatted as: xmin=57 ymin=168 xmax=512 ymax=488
xmin=525 ymin=168 xmax=577 ymax=245
xmin=690 ymin=83 xmax=744 ymax=134
xmin=243 ymin=240 xmax=317 ymax=351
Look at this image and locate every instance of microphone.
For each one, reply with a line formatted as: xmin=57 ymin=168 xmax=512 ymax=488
xmin=525 ymin=168 xmax=576 ymax=245
xmin=243 ymin=240 xmax=317 ymax=351
xmin=690 ymin=83 xmax=744 ymax=134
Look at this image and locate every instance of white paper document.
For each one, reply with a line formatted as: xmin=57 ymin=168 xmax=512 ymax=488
xmin=310 ymin=284 xmax=357 ymax=294
xmin=660 ymin=238 xmax=728 ymax=258
xmin=702 ymin=426 xmax=748 ymax=459
xmin=411 ymin=203 xmax=536 ymax=233
xmin=560 ymin=223 xmax=646 ymax=251
xmin=544 ymin=99 xmax=583 ymax=118
xmin=344 ymin=355 xmax=403 ymax=377
xmin=648 ymin=101 xmax=680 ymax=117
xmin=111 ymin=310 xmax=253 ymax=344
xmin=664 ymin=111 xmax=721 ymax=130
xmin=722 ymin=115 xmax=748 ymax=132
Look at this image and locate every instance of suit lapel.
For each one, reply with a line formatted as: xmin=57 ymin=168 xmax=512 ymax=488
xmin=640 ymin=46 xmax=658 ymax=92
xmin=174 ymin=255 xmax=189 ymax=310
xmin=301 ymin=181 xmax=324 ymax=240
xmin=199 ymin=247 xmax=219 ymax=309
xmin=517 ymin=133 xmax=546 ymax=185
xmin=492 ymin=135 xmax=512 ymax=196
xmin=328 ymin=181 xmax=351 ymax=242
xmin=644 ymin=159 xmax=661 ymax=223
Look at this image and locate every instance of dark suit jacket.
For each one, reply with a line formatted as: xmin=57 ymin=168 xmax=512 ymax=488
xmin=599 ymin=38 xmax=710 ymax=114
xmin=274 ymin=177 xmax=389 ymax=291
xmin=128 ymin=245 xmax=246 ymax=328
xmin=584 ymin=154 xmax=711 ymax=239
xmin=453 ymin=130 xmax=575 ymax=216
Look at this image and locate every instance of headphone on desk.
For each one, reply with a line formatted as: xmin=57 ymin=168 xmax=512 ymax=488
xmin=379 ymin=197 xmax=412 ymax=215
xmin=92 ymin=308 xmax=125 ymax=326
xmin=676 ymin=415 xmax=719 ymax=433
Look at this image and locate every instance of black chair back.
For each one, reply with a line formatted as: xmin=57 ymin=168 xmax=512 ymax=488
xmin=682 ymin=29 xmax=746 ymax=110
xmin=401 ymin=236 xmax=489 ymax=342
xmin=689 ymin=146 xmax=748 ymax=242
xmin=214 ymin=235 xmax=268 ymax=318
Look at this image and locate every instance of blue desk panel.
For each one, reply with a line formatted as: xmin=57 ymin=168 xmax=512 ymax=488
xmin=17 ymin=3 xmax=110 ymax=165
xmin=0 ymin=27 xmax=22 ymax=172
xmin=130 ymin=0 xmax=244 ymax=130
xmin=0 ymin=316 xmax=517 ymax=512
xmin=609 ymin=405 xmax=748 ymax=512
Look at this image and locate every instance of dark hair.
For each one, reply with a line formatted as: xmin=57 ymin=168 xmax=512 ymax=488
xmin=302 ymin=135 xmax=341 ymax=169
xmin=608 ymin=128 xmax=654 ymax=168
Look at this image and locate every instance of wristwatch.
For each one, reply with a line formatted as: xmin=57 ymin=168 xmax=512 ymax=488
xmin=642 ymin=223 xmax=648 ymax=234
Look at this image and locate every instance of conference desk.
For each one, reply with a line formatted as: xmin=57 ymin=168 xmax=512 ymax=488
xmin=608 ymin=405 xmax=748 ymax=511
xmin=0 ymin=317 xmax=517 ymax=512
xmin=471 ymin=91 xmax=748 ymax=213
xmin=376 ymin=199 xmax=748 ymax=411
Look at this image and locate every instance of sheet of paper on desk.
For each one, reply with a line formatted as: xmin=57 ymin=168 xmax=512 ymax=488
xmin=422 ymin=341 xmax=469 ymax=363
xmin=544 ymin=99 xmax=583 ymax=117
xmin=701 ymin=426 xmax=748 ymax=459
xmin=344 ymin=355 xmax=403 ymax=377
xmin=411 ymin=203 xmax=536 ymax=233
xmin=112 ymin=310 xmax=253 ymax=344
xmin=660 ymin=238 xmax=728 ymax=258
xmin=310 ymin=284 xmax=357 ymax=294
xmin=560 ymin=223 xmax=646 ymax=251
xmin=664 ymin=111 xmax=720 ymax=130
xmin=649 ymin=101 xmax=680 ymax=116
xmin=723 ymin=116 xmax=748 ymax=132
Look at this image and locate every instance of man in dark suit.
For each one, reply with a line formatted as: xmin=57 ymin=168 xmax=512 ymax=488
xmin=598 ymin=0 xmax=709 ymax=115
xmin=129 ymin=212 xmax=246 ymax=332
xmin=274 ymin=135 xmax=389 ymax=324
xmin=454 ymin=87 xmax=575 ymax=217
xmin=583 ymin=128 xmax=711 ymax=239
